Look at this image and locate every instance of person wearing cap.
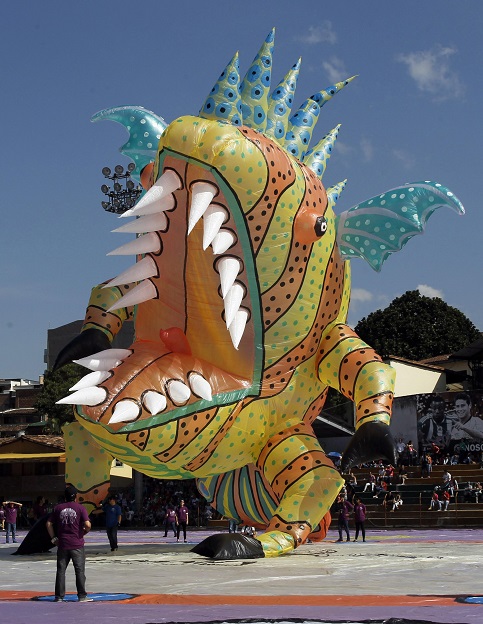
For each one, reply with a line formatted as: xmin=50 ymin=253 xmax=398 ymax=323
xmin=4 ymin=500 xmax=22 ymax=543
xmin=102 ymin=494 xmax=122 ymax=551
xmin=46 ymin=485 xmax=93 ymax=602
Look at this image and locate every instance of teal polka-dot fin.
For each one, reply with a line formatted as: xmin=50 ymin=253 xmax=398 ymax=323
xmin=336 ymin=181 xmax=465 ymax=272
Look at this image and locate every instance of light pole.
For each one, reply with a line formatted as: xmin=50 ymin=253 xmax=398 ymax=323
xmin=100 ymin=163 xmax=142 ymax=214
xmin=99 ymin=162 xmax=144 ymax=511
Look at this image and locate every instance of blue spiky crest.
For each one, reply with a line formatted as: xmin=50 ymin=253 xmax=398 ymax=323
xmin=199 ymin=28 xmax=356 ymax=187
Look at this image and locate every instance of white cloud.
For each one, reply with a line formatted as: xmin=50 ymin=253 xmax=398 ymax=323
xmin=333 ymin=139 xmax=352 ymax=157
xmin=351 ymin=288 xmax=373 ymax=303
xmin=360 ymin=138 xmax=373 ymax=163
xmin=322 ymin=56 xmax=348 ymax=83
xmin=392 ymin=148 xmax=416 ymax=170
xmin=418 ymin=284 xmax=444 ymax=299
xmin=296 ymin=23 xmax=337 ymax=45
xmin=396 ymin=45 xmax=465 ymax=100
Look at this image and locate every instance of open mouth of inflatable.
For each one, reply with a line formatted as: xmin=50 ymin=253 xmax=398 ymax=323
xmin=69 ymin=155 xmax=261 ymax=433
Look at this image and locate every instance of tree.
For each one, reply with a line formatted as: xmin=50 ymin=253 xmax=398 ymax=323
xmin=35 ymin=364 xmax=85 ymax=433
xmin=354 ymin=290 xmax=481 ymax=361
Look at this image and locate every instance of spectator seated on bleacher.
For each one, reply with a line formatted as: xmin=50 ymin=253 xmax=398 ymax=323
xmin=363 ymin=473 xmax=376 ymax=493
xmin=474 ymin=482 xmax=483 ymax=503
xmin=442 ymin=490 xmax=450 ymax=511
xmin=376 ymin=461 xmax=386 ymax=484
xmin=381 ymin=490 xmax=395 ymax=509
xmin=384 ymin=464 xmax=395 ymax=485
xmin=429 ymin=490 xmax=442 ymax=511
xmin=398 ymin=467 xmax=408 ymax=485
xmin=463 ymin=482 xmax=482 ymax=503
xmin=347 ymin=471 xmax=357 ymax=486
xmin=390 ymin=493 xmax=403 ymax=512
xmin=441 ymin=469 xmax=452 ymax=490
xmin=372 ymin=480 xmax=388 ymax=499
xmin=446 ymin=478 xmax=458 ymax=497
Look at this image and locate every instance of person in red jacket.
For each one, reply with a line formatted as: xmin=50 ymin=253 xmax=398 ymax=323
xmin=442 ymin=489 xmax=451 ymax=511
xmin=429 ymin=490 xmax=441 ymax=511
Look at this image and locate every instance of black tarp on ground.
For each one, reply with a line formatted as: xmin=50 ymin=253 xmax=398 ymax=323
xmin=191 ymin=532 xmax=264 ymax=559
xmin=13 ymin=515 xmax=53 ymax=555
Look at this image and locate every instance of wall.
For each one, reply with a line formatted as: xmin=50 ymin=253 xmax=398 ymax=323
xmin=388 ymin=359 xmax=446 ymax=396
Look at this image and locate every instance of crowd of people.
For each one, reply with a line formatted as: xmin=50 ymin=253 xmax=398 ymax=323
xmin=1 ymin=478 xmax=218 ymax=535
xmin=114 ymin=477 xmax=215 ymax=530
xmin=331 ymin=435 xmax=483 ymax=532
xmin=3 ymin=429 xmax=483 ymax=546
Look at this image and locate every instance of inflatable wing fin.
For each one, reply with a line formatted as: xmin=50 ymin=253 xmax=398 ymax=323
xmin=336 ymin=181 xmax=464 ymax=272
xmin=91 ymin=106 xmax=168 ymax=182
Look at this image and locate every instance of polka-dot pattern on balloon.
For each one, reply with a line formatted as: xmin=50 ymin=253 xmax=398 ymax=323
xmin=338 ymin=181 xmax=464 ymax=270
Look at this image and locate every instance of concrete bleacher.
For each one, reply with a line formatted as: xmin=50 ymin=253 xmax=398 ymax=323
xmin=333 ymin=463 xmax=483 ymax=530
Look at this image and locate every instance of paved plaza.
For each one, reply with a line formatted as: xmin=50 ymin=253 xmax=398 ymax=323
xmin=1 ymin=526 xmax=482 ymax=623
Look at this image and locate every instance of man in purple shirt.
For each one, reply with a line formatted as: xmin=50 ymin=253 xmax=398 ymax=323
xmin=4 ymin=500 xmax=22 ymax=543
xmin=335 ymin=493 xmax=353 ymax=542
xmin=176 ymin=499 xmax=189 ymax=543
xmin=46 ymin=486 xmax=93 ymax=602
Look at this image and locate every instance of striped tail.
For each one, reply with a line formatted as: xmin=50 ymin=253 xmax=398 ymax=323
xmin=197 ymin=464 xmax=278 ymax=529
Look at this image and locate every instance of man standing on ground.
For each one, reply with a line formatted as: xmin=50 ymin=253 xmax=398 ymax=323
xmin=335 ymin=494 xmax=353 ymax=542
xmin=176 ymin=499 xmax=189 ymax=543
xmin=4 ymin=501 xmax=22 ymax=543
xmin=103 ymin=495 xmax=122 ymax=551
xmin=164 ymin=506 xmax=177 ymax=537
xmin=46 ymin=485 xmax=93 ymax=602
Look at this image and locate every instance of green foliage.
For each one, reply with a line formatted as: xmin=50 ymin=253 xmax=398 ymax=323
xmin=354 ymin=290 xmax=481 ymax=361
xmin=35 ymin=364 xmax=85 ymax=433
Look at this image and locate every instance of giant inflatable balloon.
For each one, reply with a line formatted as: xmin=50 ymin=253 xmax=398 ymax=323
xmin=53 ymin=29 xmax=464 ymax=559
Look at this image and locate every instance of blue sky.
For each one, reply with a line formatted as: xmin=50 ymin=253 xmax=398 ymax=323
xmin=1 ymin=2 xmax=482 ymax=380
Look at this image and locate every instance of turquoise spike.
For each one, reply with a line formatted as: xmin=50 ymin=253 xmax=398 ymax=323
xmin=199 ymin=53 xmax=243 ymax=126
xmin=304 ymin=125 xmax=341 ymax=180
xmin=327 ymin=180 xmax=347 ymax=210
xmin=284 ymin=75 xmax=356 ymax=160
xmin=91 ymin=106 xmax=168 ymax=182
xmin=283 ymin=99 xmax=321 ymax=160
xmin=265 ymin=59 xmax=301 ymax=141
xmin=310 ymin=76 xmax=357 ymax=108
xmin=239 ymin=28 xmax=275 ymax=131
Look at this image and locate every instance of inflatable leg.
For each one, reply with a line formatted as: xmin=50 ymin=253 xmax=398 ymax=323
xmin=63 ymin=422 xmax=113 ymax=513
xmin=254 ymin=422 xmax=342 ymax=556
xmin=194 ymin=423 xmax=342 ymax=558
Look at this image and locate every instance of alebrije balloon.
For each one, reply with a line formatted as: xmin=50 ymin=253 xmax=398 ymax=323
xmin=51 ymin=30 xmax=463 ymax=559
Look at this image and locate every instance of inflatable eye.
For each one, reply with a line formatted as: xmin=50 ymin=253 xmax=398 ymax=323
xmin=296 ymin=208 xmax=329 ymax=244
xmin=315 ymin=216 xmax=328 ymax=237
